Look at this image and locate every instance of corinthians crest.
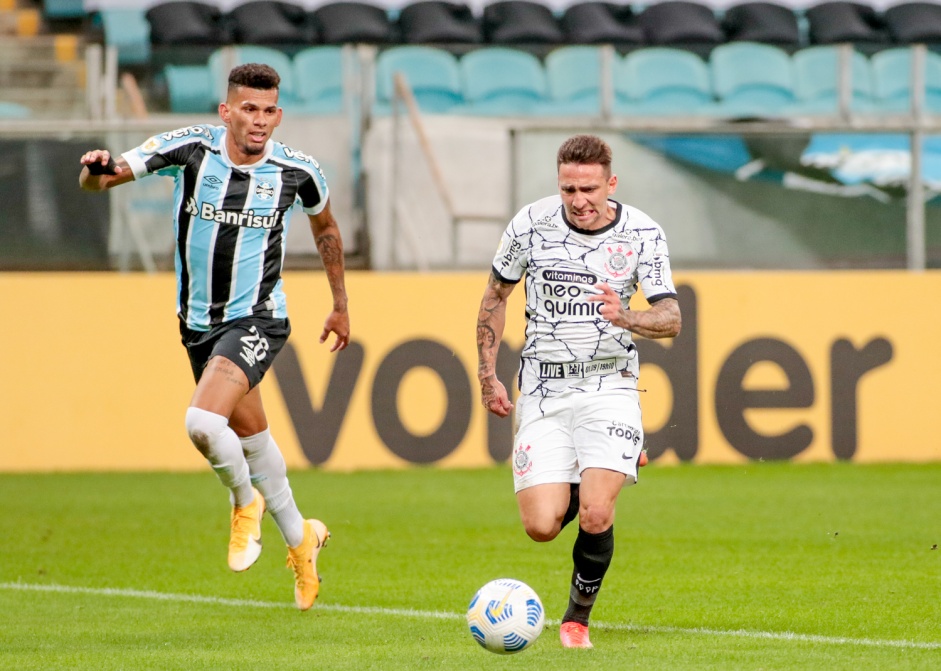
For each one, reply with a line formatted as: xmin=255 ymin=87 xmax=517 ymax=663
xmin=604 ymin=244 xmax=633 ymax=278
xmin=513 ymin=444 xmax=533 ymax=476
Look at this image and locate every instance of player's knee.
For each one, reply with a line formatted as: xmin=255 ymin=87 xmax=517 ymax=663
xmin=578 ymin=503 xmax=614 ymax=535
xmin=523 ymin=518 xmax=562 ymax=543
xmin=185 ymin=407 xmax=228 ymax=457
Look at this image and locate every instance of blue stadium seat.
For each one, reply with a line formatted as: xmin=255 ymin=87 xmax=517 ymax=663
xmin=545 ymin=45 xmax=606 ymax=115
xmin=459 ymin=47 xmax=556 ymax=115
xmin=870 ymin=47 xmax=941 ymax=114
xmin=710 ymin=42 xmax=796 ymax=118
xmin=293 ymin=46 xmax=345 ymax=114
xmin=790 ymin=46 xmax=876 ymax=115
xmin=0 ymin=102 xmax=31 ymax=118
xmin=97 ymin=8 xmax=151 ymax=66
xmin=208 ymin=46 xmax=301 ymax=110
xmin=374 ymin=46 xmax=463 ymax=115
xmin=162 ymin=64 xmax=214 ymax=113
xmin=615 ymin=47 xmax=718 ymax=116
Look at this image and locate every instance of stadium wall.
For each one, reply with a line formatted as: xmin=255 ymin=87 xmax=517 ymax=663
xmin=2 ymin=271 xmax=939 ymax=472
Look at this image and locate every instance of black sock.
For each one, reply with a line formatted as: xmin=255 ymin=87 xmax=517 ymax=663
xmin=561 ymin=483 xmax=580 ymax=529
xmin=562 ymin=525 xmax=614 ymax=626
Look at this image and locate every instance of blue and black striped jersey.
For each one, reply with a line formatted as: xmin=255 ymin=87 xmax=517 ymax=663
xmin=123 ymin=124 xmax=329 ymax=331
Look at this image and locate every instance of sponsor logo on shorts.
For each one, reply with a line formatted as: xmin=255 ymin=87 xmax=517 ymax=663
xmin=538 ymin=358 xmax=618 ymax=379
xmin=607 ymin=422 xmax=642 ymax=446
xmin=513 ymin=443 xmax=533 ymax=476
xmin=239 ymin=326 xmax=270 ymax=367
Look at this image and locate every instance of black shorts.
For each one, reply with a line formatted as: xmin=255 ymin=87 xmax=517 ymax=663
xmin=179 ymin=316 xmax=291 ymax=389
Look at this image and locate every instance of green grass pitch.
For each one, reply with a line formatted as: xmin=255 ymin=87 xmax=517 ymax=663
xmin=1 ymin=462 xmax=939 ymax=670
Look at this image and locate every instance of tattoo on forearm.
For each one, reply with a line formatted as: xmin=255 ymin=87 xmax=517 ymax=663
xmin=316 ymin=233 xmax=343 ymax=266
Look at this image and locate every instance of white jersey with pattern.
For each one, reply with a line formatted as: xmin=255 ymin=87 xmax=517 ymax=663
xmin=491 ymin=195 xmax=677 ymax=397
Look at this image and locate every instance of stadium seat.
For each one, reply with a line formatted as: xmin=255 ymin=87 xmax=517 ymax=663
xmin=883 ymin=2 xmax=941 ymax=44
xmin=615 ymin=47 xmax=718 ymax=116
xmin=97 ymin=8 xmax=151 ymax=66
xmin=459 ymin=47 xmax=556 ymax=115
xmin=804 ymin=2 xmax=889 ymax=45
xmin=374 ymin=45 xmax=464 ymax=114
xmin=208 ymin=46 xmax=301 ymax=109
xmin=228 ymin=1 xmax=315 ymax=46
xmin=545 ymin=45 xmax=607 ymax=115
xmin=311 ymin=2 xmax=398 ymax=45
xmin=397 ymin=1 xmax=482 ymax=44
xmin=790 ymin=45 xmax=876 ymax=115
xmin=146 ymin=1 xmax=231 ymax=47
xmin=482 ymin=1 xmax=565 ymax=44
xmin=722 ymin=2 xmax=801 ymax=46
xmin=0 ymin=101 xmax=31 ymax=118
xmin=710 ymin=41 xmax=796 ymax=118
xmin=636 ymin=1 xmax=725 ymax=50
xmin=560 ymin=2 xmax=643 ymax=46
xmin=870 ymin=47 xmax=941 ymax=113
xmin=162 ymin=64 xmax=215 ymax=112
xmin=293 ymin=46 xmax=345 ymax=114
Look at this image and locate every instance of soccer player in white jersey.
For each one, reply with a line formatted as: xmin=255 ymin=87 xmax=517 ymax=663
xmin=476 ymin=134 xmax=681 ymax=648
xmin=78 ymin=63 xmax=349 ymax=611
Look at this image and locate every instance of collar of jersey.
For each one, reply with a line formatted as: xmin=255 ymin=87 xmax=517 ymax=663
xmin=219 ymin=129 xmax=273 ymax=170
xmin=560 ymin=199 xmax=623 ymax=235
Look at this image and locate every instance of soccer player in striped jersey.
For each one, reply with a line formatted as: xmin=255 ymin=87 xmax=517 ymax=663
xmin=476 ymin=135 xmax=681 ymax=648
xmin=79 ymin=63 xmax=348 ymax=611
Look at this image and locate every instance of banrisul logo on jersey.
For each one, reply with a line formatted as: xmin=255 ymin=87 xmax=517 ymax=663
xmin=539 ymin=269 xmax=601 ymax=320
xmin=184 ymin=197 xmax=283 ymax=229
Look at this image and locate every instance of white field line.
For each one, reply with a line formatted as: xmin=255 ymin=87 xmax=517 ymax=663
xmin=1 ymin=581 xmax=939 ymax=651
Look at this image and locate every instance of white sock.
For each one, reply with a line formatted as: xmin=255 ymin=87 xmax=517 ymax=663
xmin=184 ymin=407 xmax=254 ymax=507
xmin=240 ymin=428 xmax=306 ymax=548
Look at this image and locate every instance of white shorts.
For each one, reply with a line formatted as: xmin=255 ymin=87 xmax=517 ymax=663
xmin=510 ymin=389 xmax=645 ymax=493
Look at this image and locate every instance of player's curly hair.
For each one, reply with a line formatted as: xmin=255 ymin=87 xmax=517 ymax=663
xmin=556 ymin=134 xmax=613 ymax=175
xmin=228 ymin=63 xmax=281 ymax=92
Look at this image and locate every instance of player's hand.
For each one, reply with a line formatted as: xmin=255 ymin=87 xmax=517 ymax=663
xmin=80 ymin=149 xmax=123 ymax=175
xmin=588 ymin=282 xmax=627 ymax=326
xmin=481 ymin=376 xmax=513 ymax=418
xmin=320 ymin=309 xmax=350 ymax=352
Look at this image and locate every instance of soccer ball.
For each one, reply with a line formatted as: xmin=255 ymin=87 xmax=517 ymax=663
xmin=466 ymin=578 xmax=545 ymax=654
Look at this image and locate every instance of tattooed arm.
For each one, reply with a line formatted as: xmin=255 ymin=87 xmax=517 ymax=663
xmin=308 ymin=200 xmax=350 ymax=352
xmin=477 ymin=272 xmax=516 ymax=417
xmin=589 ymin=283 xmax=681 ymax=339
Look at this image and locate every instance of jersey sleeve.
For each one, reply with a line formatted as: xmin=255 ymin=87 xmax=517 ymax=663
xmin=490 ymin=208 xmax=531 ymax=284
xmin=121 ymin=126 xmax=212 ymax=179
xmin=296 ymin=159 xmax=330 ymax=216
xmin=636 ymin=221 xmax=677 ymax=303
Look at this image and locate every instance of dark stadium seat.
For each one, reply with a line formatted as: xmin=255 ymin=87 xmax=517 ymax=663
xmin=228 ymin=1 xmax=315 ymax=45
xmin=722 ymin=2 xmax=801 ymax=46
xmin=146 ymin=1 xmax=231 ymax=47
xmin=883 ymin=3 xmax=941 ymax=44
xmin=637 ymin=1 xmax=726 ymax=49
xmin=482 ymin=1 xmax=565 ymax=45
xmin=804 ymin=2 xmax=889 ymax=45
xmin=560 ymin=2 xmax=644 ymax=46
xmin=311 ymin=2 xmax=398 ymax=45
xmin=397 ymin=1 xmax=482 ymax=44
